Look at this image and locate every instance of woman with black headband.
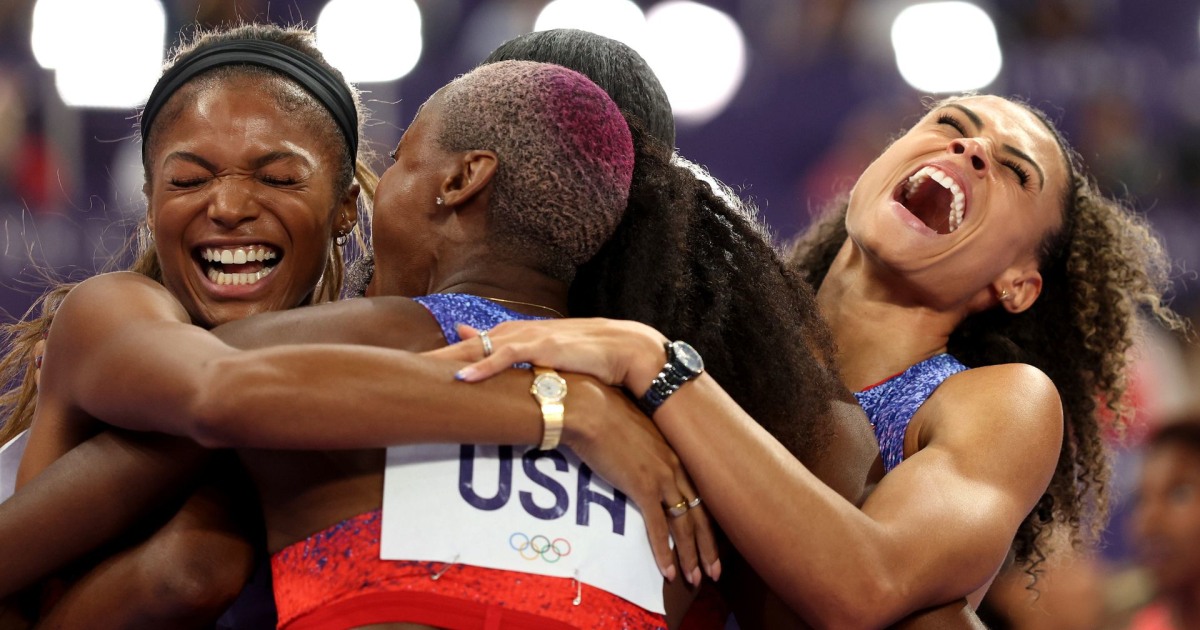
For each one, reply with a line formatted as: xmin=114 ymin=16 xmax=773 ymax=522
xmin=0 ymin=23 xmax=369 ymax=626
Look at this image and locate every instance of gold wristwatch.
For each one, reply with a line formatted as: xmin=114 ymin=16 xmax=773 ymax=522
xmin=530 ymin=367 xmax=567 ymax=450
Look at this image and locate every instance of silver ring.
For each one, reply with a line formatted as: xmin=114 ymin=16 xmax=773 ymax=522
xmin=687 ymin=496 xmax=702 ymax=510
xmin=666 ymin=499 xmax=689 ymax=518
xmin=479 ymin=330 xmax=494 ymax=358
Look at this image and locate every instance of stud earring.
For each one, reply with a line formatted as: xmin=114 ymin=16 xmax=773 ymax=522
xmin=435 ymin=196 xmax=444 ymax=206
xmin=998 ymin=289 xmax=1012 ymax=301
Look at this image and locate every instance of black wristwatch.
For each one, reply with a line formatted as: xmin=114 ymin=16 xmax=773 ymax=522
xmin=638 ymin=340 xmax=704 ymax=415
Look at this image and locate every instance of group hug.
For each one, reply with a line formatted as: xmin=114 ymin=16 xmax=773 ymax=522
xmin=0 ymin=20 xmax=1182 ymax=630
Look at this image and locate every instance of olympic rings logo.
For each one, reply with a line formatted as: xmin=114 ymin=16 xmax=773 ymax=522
xmin=509 ymin=532 xmax=572 ymax=563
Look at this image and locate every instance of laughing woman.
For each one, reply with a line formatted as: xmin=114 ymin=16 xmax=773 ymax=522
xmin=0 ymin=23 xmax=369 ymax=627
xmin=434 ymin=94 xmax=1183 ymax=627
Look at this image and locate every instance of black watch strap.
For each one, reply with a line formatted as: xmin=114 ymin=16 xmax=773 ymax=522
xmin=637 ymin=341 xmax=704 ymax=416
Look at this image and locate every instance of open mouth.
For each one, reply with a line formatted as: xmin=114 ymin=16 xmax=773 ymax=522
xmin=894 ymin=166 xmax=966 ymax=234
xmin=197 ymin=245 xmax=281 ymax=286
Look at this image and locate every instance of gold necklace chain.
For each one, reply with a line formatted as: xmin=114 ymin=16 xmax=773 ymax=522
xmin=486 ymin=297 xmax=566 ymax=318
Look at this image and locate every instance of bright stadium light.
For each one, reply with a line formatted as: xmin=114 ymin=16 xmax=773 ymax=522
xmin=33 ymin=0 xmax=165 ymax=108
xmin=317 ymin=0 xmax=423 ymax=83
xmin=534 ymin=0 xmax=648 ymax=52
xmin=643 ymin=1 xmax=746 ymax=125
xmin=891 ymin=1 xmax=1002 ymax=93
xmin=30 ymin=0 xmax=72 ymax=69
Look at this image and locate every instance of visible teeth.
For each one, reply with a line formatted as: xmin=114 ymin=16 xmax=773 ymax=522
xmin=208 ymin=263 xmax=275 ymax=286
xmin=200 ymin=245 xmax=279 ymax=263
xmin=905 ymin=166 xmax=967 ymax=233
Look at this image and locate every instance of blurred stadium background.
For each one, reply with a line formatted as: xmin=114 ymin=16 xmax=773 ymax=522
xmin=1 ymin=1 xmax=1199 ymax=625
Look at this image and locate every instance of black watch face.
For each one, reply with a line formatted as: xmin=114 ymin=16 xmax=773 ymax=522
xmin=671 ymin=341 xmax=704 ymax=374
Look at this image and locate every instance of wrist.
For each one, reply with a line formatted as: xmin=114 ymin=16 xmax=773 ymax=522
xmin=530 ymin=367 xmax=566 ymax=450
xmin=560 ymin=373 xmax=599 ymax=449
xmin=623 ymin=323 xmax=671 ymax=396
xmin=635 ymin=339 xmax=705 ymax=417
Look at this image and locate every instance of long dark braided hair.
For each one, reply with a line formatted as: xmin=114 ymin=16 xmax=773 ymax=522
xmin=570 ymin=121 xmax=848 ymax=461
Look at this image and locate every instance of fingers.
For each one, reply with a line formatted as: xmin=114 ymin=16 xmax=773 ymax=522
xmin=674 ymin=471 xmax=719 ymax=578
xmin=641 ymin=507 xmax=678 ymax=583
xmin=683 ymin=496 xmax=721 ymax=582
xmin=665 ymin=492 xmax=701 ymax=586
xmin=455 ymin=344 xmax=523 ymax=382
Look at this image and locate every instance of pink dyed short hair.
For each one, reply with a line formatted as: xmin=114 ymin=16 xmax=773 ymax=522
xmin=436 ymin=60 xmax=634 ymax=281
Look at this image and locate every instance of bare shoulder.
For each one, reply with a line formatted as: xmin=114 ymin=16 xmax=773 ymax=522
xmin=940 ymin=363 xmax=1061 ymax=422
xmin=58 ymin=272 xmax=186 ymax=323
xmin=918 ymin=363 xmax=1063 ymax=461
xmin=50 ymin=272 xmax=190 ymax=351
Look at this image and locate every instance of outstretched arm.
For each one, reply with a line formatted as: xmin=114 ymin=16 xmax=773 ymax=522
xmin=435 ymin=318 xmax=1063 ymax=627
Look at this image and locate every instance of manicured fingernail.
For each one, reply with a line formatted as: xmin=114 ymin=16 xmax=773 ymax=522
xmin=35 ymin=355 xmax=42 ymax=369
xmin=709 ymin=560 xmax=721 ymax=582
xmin=690 ymin=567 xmax=701 ymax=586
xmin=662 ymin=564 xmax=676 ymax=582
xmin=456 ymin=366 xmax=478 ymax=381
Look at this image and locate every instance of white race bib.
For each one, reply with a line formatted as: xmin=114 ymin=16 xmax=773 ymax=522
xmin=0 ymin=430 xmax=30 ymax=503
xmin=381 ymin=443 xmax=664 ymax=614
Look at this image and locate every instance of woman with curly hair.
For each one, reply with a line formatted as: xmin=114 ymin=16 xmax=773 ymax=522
xmin=434 ymin=94 xmax=1182 ymax=627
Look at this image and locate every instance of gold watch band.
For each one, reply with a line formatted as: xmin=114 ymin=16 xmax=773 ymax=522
xmin=531 ymin=367 xmax=566 ymax=450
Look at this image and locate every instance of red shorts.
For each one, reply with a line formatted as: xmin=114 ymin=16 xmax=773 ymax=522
xmin=271 ymin=509 xmax=666 ymax=629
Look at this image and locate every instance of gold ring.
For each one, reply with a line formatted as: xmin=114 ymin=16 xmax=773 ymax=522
xmin=666 ymin=499 xmax=689 ymax=518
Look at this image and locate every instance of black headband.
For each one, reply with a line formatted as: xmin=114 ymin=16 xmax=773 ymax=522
xmin=140 ymin=38 xmax=358 ymax=166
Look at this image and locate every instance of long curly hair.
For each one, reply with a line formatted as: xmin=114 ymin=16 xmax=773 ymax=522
xmin=0 ymin=23 xmax=375 ymax=446
xmin=571 ymin=121 xmax=845 ymax=461
xmin=788 ymin=96 xmax=1185 ymax=576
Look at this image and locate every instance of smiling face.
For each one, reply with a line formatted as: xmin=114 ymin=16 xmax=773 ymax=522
xmin=1133 ymin=442 xmax=1200 ymax=594
xmin=845 ymin=96 xmax=1069 ymax=307
xmin=144 ymin=74 xmax=351 ymax=327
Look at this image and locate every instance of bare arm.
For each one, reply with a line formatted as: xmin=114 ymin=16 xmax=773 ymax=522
xmin=0 ymin=431 xmax=210 ymax=597
xmin=211 ymin=295 xmax=419 ymax=350
xmin=22 ymin=274 xmax=711 ymax=582
xmin=435 ymin=318 xmax=1063 ymax=627
xmin=32 ymin=466 xmax=256 ymax=630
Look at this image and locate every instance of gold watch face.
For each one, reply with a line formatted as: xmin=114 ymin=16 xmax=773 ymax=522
xmin=533 ymin=373 xmax=567 ymax=401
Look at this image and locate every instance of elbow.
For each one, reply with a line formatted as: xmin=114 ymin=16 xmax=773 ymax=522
xmin=149 ymin=563 xmax=248 ymax=621
xmin=800 ymin=569 xmax=910 ymax=629
xmin=140 ymin=546 xmax=254 ymax=623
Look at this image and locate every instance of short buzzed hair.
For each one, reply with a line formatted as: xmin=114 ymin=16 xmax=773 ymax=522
xmin=483 ymin=29 xmax=675 ymax=147
xmin=437 ymin=60 xmax=634 ymax=281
